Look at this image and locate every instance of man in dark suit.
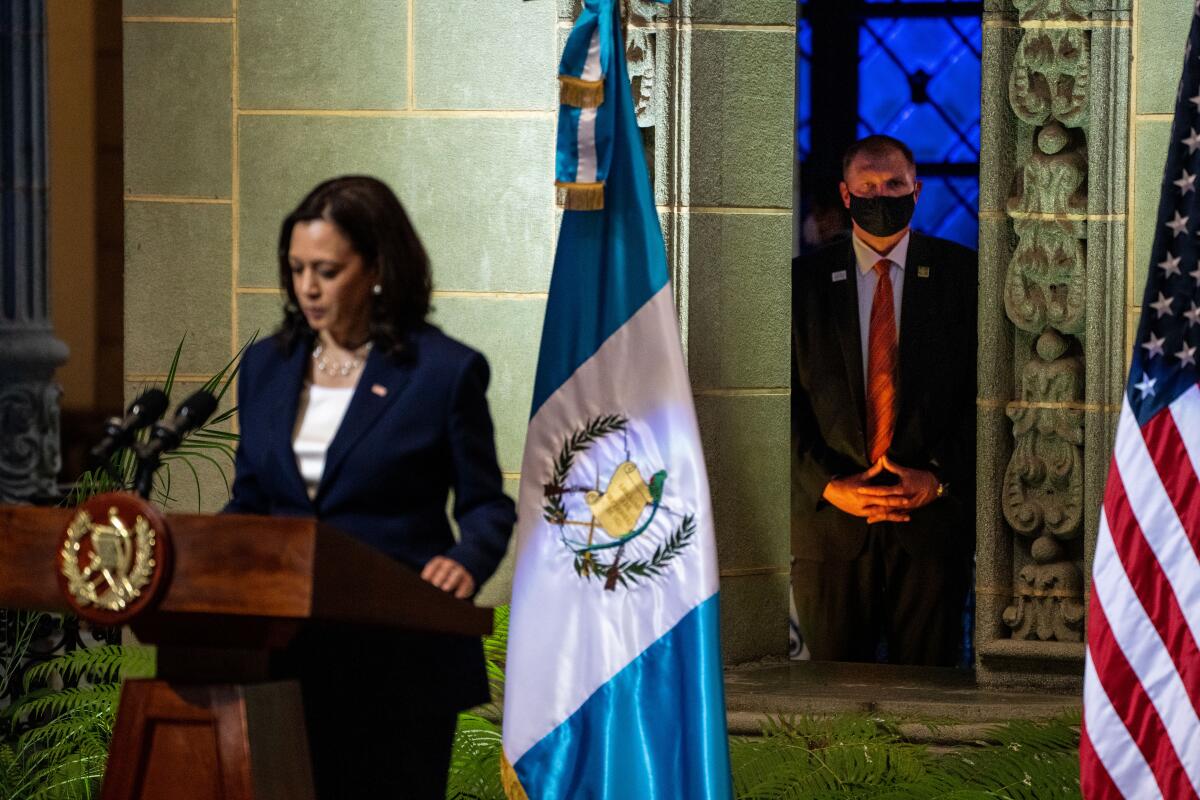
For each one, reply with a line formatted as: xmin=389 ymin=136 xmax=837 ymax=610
xmin=792 ymin=135 xmax=977 ymax=666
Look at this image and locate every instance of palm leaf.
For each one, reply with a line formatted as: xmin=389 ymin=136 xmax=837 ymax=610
xmin=0 ymin=611 xmax=44 ymax=699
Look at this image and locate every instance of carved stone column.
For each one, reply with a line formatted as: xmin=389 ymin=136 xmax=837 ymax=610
xmin=976 ymin=0 xmax=1129 ymax=688
xmin=0 ymin=0 xmax=68 ymax=504
xmin=621 ymin=0 xmax=661 ymax=129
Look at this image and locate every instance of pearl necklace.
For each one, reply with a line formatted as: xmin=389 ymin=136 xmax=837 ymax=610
xmin=312 ymin=341 xmax=371 ymax=377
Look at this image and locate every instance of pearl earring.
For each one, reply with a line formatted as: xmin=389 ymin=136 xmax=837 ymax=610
xmin=372 ymin=283 xmax=383 ymax=296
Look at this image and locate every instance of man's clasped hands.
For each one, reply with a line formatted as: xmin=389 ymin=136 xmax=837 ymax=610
xmin=821 ymin=455 xmax=941 ymax=524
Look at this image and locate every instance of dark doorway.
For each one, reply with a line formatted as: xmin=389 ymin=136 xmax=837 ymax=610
xmin=791 ymin=0 xmax=983 ymax=667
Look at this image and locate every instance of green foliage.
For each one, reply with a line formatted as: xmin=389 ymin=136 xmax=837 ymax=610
xmin=0 ymin=613 xmax=44 ymax=701
xmin=731 ymin=715 xmax=925 ymax=799
xmin=729 ymin=713 xmax=1082 ymax=800
xmin=447 ymin=606 xmax=510 ymax=800
xmin=482 ymin=604 xmax=510 ymax=711
xmin=0 ymin=710 xmax=109 ymax=800
xmin=0 ymin=638 xmax=154 ymax=800
xmin=21 ymin=646 xmax=154 ymax=694
xmin=446 ymin=713 xmax=505 ymax=800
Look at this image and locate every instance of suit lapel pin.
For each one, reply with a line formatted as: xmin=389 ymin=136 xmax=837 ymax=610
xmin=831 ymin=269 xmax=847 ymax=282
xmin=917 ymin=265 xmax=931 ymax=278
xmin=371 ymin=384 xmax=388 ymax=397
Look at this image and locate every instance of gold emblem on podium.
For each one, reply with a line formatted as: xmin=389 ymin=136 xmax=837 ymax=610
xmin=60 ymin=505 xmax=157 ymax=612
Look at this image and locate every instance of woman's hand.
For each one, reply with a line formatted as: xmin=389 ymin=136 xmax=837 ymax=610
xmin=420 ymin=556 xmax=476 ymax=599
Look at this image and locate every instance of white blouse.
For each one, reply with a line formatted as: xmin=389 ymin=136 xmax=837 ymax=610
xmin=292 ymin=383 xmax=355 ymax=499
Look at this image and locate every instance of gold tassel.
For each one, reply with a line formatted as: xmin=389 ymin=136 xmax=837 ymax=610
xmin=559 ymin=74 xmax=605 ymax=108
xmin=556 ymin=181 xmax=605 ymax=211
xmin=500 ymin=752 xmax=530 ymax=800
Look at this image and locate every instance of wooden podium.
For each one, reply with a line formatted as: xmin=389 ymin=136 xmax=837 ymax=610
xmin=0 ymin=497 xmax=493 ymax=800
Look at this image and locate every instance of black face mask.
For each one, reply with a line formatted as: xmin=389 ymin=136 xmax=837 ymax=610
xmin=848 ymin=192 xmax=915 ymax=237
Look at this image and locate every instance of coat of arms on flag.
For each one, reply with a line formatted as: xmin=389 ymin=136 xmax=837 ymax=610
xmin=500 ymin=0 xmax=733 ymax=798
xmin=542 ymin=413 xmax=696 ymax=591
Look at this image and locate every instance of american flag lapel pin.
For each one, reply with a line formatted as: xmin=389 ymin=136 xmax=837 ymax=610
xmin=371 ymin=384 xmax=388 ymax=397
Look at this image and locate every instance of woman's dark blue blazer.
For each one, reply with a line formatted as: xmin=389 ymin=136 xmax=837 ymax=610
xmin=223 ymin=323 xmax=515 ymax=711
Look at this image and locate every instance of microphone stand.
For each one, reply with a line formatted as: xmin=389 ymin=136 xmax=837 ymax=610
xmin=132 ymin=452 xmax=161 ymax=501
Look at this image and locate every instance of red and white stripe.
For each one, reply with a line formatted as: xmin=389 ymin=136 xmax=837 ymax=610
xmin=1083 ymin=387 xmax=1200 ymax=798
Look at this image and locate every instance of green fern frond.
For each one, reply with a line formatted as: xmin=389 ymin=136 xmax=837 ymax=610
xmin=731 ymin=716 xmax=930 ymax=800
xmin=22 ymin=645 xmax=151 ymax=691
xmin=10 ymin=685 xmax=120 ymax=725
xmin=976 ymin=713 xmax=1080 ymax=751
xmin=446 ymin=713 xmax=506 ymax=800
xmin=0 ymin=700 xmax=113 ymax=800
xmin=12 ymin=750 xmax=106 ymax=800
xmin=726 ymin=713 xmax=1081 ymax=800
xmin=483 ymin=605 xmax=510 ymax=700
xmin=484 ymin=605 xmax=509 ymax=665
xmin=933 ymin=746 xmax=1081 ymax=800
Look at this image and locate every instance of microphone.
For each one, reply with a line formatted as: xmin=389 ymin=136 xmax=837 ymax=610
xmin=88 ymin=389 xmax=169 ymax=467
xmin=137 ymin=391 xmax=219 ymax=462
xmin=133 ymin=391 xmax=218 ymax=499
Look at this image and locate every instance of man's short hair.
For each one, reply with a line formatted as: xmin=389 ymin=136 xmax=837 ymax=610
xmin=841 ymin=135 xmax=916 ymax=178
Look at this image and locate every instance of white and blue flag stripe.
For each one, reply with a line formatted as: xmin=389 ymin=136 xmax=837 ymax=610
xmin=502 ymin=1 xmax=732 ymax=797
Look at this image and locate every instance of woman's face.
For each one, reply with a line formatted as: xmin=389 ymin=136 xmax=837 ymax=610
xmin=287 ymin=219 xmax=376 ymax=345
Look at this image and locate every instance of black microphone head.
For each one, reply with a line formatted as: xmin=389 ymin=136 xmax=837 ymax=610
xmin=128 ymin=388 xmax=169 ymax=427
xmin=172 ymin=390 xmax=219 ymax=434
xmin=90 ymin=388 xmax=172 ymax=466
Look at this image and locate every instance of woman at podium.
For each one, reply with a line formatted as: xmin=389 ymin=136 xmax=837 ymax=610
xmin=224 ymin=175 xmax=516 ymax=798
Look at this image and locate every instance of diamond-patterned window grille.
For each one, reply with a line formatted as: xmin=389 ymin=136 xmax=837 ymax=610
xmin=858 ymin=17 xmax=981 ymax=162
xmin=857 ymin=10 xmax=981 ymax=247
xmin=799 ymin=1 xmax=982 ymax=250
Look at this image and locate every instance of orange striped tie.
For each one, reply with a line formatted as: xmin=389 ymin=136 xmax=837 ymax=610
xmin=867 ymin=258 xmax=897 ymax=464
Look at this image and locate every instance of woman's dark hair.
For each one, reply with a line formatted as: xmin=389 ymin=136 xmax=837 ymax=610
xmin=276 ymin=175 xmax=432 ymax=357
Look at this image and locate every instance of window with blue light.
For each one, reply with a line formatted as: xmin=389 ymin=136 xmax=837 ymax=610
xmin=798 ymin=1 xmax=982 ymax=250
xmin=797 ymin=18 xmax=812 ymax=162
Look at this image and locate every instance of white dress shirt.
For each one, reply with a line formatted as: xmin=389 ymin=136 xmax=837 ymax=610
xmin=292 ymin=383 xmax=355 ymax=499
xmin=852 ymin=230 xmax=909 ymax=379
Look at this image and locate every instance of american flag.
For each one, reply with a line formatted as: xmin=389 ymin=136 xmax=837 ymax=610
xmin=1081 ymin=13 xmax=1200 ymax=799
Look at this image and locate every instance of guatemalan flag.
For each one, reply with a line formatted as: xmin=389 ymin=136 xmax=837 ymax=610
xmin=500 ymin=1 xmax=733 ymax=797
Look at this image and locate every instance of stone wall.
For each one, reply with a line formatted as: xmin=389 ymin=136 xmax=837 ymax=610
xmin=1131 ymin=2 xmax=1193 ymax=363
xmin=121 ymin=0 xmax=795 ymax=663
xmin=648 ymin=0 xmax=796 ymax=664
